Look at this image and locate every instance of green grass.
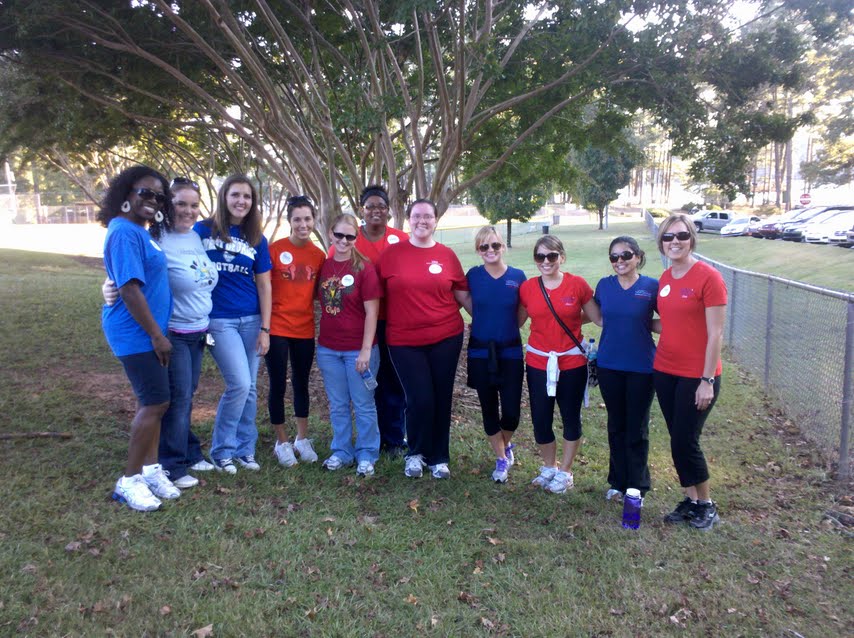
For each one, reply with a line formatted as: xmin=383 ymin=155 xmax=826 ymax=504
xmin=0 ymin=237 xmax=851 ymax=637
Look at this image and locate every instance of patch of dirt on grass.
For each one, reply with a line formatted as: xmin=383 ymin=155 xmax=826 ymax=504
xmin=69 ymin=255 xmax=104 ymax=270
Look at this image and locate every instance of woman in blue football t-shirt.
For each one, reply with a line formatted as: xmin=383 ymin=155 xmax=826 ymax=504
xmin=100 ymin=165 xmax=176 ymax=512
xmin=464 ymin=226 xmax=526 ymax=484
xmin=592 ymin=236 xmax=659 ymax=501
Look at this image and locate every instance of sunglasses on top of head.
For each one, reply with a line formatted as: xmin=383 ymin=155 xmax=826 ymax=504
xmin=332 ymin=231 xmax=357 ymax=242
xmin=478 ymin=242 xmax=503 ymax=253
xmin=609 ymin=250 xmax=635 ymax=263
xmin=133 ymin=188 xmax=167 ymax=205
xmin=661 ymin=231 xmax=692 ymax=242
xmin=534 ymin=251 xmax=561 ymax=264
xmin=170 ymin=177 xmax=200 ymax=191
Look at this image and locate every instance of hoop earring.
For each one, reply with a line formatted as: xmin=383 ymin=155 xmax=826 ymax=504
xmin=121 ymin=201 xmax=131 ymax=213
xmin=154 ymin=211 xmax=164 ymax=223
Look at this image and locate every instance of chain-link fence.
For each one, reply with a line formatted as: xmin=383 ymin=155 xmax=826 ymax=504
xmin=433 ymin=218 xmax=548 ymax=246
xmin=644 ymin=210 xmax=853 ymax=478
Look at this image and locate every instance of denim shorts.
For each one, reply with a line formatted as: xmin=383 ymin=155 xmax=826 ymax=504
xmin=119 ymin=350 xmax=171 ymax=406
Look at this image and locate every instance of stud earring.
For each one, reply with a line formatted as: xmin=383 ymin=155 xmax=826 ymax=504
xmin=121 ymin=200 xmax=131 ymax=213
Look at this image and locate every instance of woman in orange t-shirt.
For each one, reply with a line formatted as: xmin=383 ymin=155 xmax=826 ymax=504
xmin=265 ymin=195 xmax=326 ymax=468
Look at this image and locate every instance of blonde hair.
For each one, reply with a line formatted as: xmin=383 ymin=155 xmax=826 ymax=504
xmin=656 ymin=214 xmax=697 ymax=254
xmin=330 ymin=213 xmax=368 ymax=272
xmin=473 ymin=225 xmax=503 ymax=251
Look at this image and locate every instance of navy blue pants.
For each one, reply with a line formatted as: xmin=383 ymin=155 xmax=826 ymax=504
xmin=375 ymin=320 xmax=407 ymax=449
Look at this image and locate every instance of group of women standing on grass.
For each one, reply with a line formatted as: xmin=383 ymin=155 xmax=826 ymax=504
xmin=101 ymin=165 xmax=726 ymax=531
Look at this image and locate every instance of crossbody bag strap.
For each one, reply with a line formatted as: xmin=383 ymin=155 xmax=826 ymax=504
xmin=537 ymin=276 xmax=587 ymax=356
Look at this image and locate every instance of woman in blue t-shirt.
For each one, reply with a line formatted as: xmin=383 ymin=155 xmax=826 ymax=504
xmin=464 ymin=226 xmax=527 ymax=483
xmin=195 ymin=175 xmax=272 ymax=475
xmin=99 ymin=165 xmax=180 ymax=512
xmin=591 ymin=236 xmax=659 ymax=501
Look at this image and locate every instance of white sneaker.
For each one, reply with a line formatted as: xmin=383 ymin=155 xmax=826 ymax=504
xmin=404 ymin=454 xmax=425 ymax=478
xmin=293 ymin=438 xmax=318 ymax=463
xmin=323 ymin=455 xmax=346 ymax=471
xmin=112 ymin=475 xmax=161 ymax=512
xmin=356 ymin=460 xmax=375 ymax=477
xmin=504 ymin=444 xmax=516 ymax=467
xmin=492 ymin=458 xmax=509 ymax=483
xmin=531 ymin=466 xmax=557 ymax=488
xmin=236 ymin=455 xmax=261 ymax=471
xmin=545 ymin=470 xmax=574 ymax=494
xmin=274 ymin=441 xmax=298 ymax=467
xmin=189 ymin=459 xmax=215 ymax=472
xmin=429 ymin=463 xmax=451 ymax=479
xmin=605 ymin=489 xmax=623 ymax=501
xmin=172 ymin=474 xmax=199 ymax=489
xmin=143 ymin=464 xmax=181 ymax=499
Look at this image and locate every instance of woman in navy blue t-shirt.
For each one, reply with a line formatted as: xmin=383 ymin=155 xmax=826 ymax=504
xmin=464 ymin=226 xmax=526 ymax=483
xmin=592 ymin=236 xmax=659 ymax=501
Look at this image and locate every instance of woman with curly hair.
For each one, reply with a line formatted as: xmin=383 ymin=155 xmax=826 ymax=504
xmin=99 ymin=165 xmax=179 ymax=512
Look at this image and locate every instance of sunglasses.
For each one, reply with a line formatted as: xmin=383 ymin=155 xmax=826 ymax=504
xmin=364 ymin=205 xmax=389 ymax=213
xmin=332 ymin=231 xmax=357 ymax=242
xmin=133 ymin=188 xmax=167 ymax=205
xmin=534 ymin=252 xmax=561 ymax=264
xmin=170 ymin=177 xmax=199 ymax=191
xmin=661 ymin=231 xmax=692 ymax=242
xmin=609 ymin=250 xmax=635 ymax=263
xmin=478 ymin=242 xmax=503 ymax=253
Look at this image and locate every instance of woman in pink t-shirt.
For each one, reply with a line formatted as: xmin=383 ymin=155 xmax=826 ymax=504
xmin=654 ymin=214 xmax=727 ymax=531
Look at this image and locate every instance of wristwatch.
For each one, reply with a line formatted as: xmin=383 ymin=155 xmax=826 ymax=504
xmin=260 ymin=327 xmax=270 ymax=334
xmin=702 ymin=376 xmax=715 ymax=385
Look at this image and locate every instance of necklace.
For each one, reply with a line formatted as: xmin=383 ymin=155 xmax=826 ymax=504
xmin=329 ymin=257 xmax=351 ymax=279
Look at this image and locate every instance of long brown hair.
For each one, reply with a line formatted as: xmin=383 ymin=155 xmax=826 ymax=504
xmin=211 ymin=175 xmax=263 ymax=246
xmin=330 ymin=213 xmax=367 ymax=273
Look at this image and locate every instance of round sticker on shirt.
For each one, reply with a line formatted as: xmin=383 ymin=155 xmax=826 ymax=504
xmin=279 ymin=251 xmax=293 ymax=265
xmin=428 ymin=263 xmax=442 ymax=275
xmin=149 ymin=239 xmax=163 ymax=252
xmin=341 ymin=274 xmax=355 ymax=287
xmin=660 ymin=284 xmax=671 ymax=298
xmin=387 ymin=234 xmax=400 ymax=245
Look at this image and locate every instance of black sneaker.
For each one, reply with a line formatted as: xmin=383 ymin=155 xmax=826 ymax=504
xmin=663 ymin=497 xmax=696 ymax=524
xmin=689 ymin=501 xmax=720 ymax=531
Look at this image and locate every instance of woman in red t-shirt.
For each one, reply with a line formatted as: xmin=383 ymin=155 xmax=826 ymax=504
xmin=375 ymin=199 xmax=470 ymax=480
xmin=265 ymin=196 xmax=326 ymax=468
xmin=519 ymin=236 xmax=601 ymax=495
xmin=316 ymin=214 xmax=383 ymax=477
xmin=654 ymin=214 xmax=727 ymax=531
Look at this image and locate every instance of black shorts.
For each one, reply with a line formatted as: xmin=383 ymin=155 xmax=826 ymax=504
xmin=119 ymin=350 xmax=170 ymax=406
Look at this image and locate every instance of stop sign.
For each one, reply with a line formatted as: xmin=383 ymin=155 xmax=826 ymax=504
xmin=800 ymin=193 xmax=812 ymax=206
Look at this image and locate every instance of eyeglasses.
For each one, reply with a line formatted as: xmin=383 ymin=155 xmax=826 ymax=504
xmin=534 ymin=252 xmax=561 ymax=264
xmin=478 ymin=242 xmax=503 ymax=253
xmin=609 ymin=250 xmax=635 ymax=263
xmin=661 ymin=231 xmax=691 ymax=242
xmin=364 ymin=205 xmax=389 ymax=213
xmin=410 ymin=214 xmax=435 ymax=222
xmin=133 ymin=188 xmax=167 ymax=205
xmin=332 ymin=231 xmax=357 ymax=242
xmin=170 ymin=177 xmax=199 ymax=191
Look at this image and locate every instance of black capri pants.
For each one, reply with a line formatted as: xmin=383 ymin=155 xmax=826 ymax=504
xmin=653 ymin=371 xmax=720 ymax=487
xmin=468 ymin=356 xmax=524 ymax=437
xmin=526 ymin=364 xmax=588 ymax=445
xmin=264 ymin=335 xmax=315 ymax=425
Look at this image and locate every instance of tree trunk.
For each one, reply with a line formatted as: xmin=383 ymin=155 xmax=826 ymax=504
xmin=506 ymin=217 xmax=513 ymax=248
xmin=598 ymin=205 xmax=605 ymax=230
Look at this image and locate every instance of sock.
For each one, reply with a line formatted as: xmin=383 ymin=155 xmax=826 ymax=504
xmin=698 ymin=499 xmax=712 ymax=505
xmin=142 ymin=464 xmax=159 ymax=475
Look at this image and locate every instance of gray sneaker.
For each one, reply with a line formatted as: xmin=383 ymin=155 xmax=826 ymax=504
xmin=531 ymin=466 xmax=557 ymax=488
xmin=143 ymin=464 xmax=181 ymax=499
xmin=404 ymin=454 xmax=425 ymax=478
xmin=236 ymin=455 xmax=261 ymax=471
xmin=356 ymin=460 xmax=375 ymax=477
xmin=544 ymin=470 xmax=573 ymax=494
xmin=274 ymin=441 xmax=298 ymax=467
xmin=429 ymin=463 xmax=451 ymax=479
xmin=293 ymin=438 xmax=318 ymax=463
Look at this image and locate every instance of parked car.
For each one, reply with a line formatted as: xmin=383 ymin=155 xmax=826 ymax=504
xmin=692 ymin=210 xmax=735 ymax=232
xmin=803 ymin=211 xmax=854 ymax=244
xmin=720 ymin=216 xmax=762 ymax=237
xmin=846 ymin=227 xmax=854 ymax=248
xmin=781 ymin=207 xmax=854 ymax=242
xmin=757 ymin=205 xmax=839 ymax=239
xmin=828 ymin=223 xmax=854 ymax=248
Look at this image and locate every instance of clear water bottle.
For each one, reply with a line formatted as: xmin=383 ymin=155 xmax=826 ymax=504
xmin=360 ymin=368 xmax=378 ymax=391
xmin=622 ymin=488 xmax=642 ymax=530
xmin=587 ymin=338 xmax=598 ymax=361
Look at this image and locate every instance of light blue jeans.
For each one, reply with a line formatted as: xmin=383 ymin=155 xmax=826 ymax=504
xmin=316 ymin=345 xmax=380 ymax=464
xmin=208 ymin=315 xmax=261 ymax=461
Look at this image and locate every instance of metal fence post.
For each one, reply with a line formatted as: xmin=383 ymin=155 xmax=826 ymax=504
xmin=728 ymin=271 xmax=737 ymax=348
xmin=840 ymin=301 xmax=853 ymax=480
xmin=764 ymin=278 xmax=774 ymax=388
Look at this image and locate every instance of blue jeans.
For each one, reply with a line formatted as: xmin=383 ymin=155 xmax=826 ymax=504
xmin=159 ymin=330 xmax=207 ymax=479
xmin=208 ymin=315 xmax=261 ymax=461
xmin=316 ymin=345 xmax=380 ymax=464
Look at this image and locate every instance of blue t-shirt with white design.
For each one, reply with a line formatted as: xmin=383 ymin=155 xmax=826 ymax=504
xmin=466 ymin=265 xmax=527 ymax=360
xmin=594 ymin=274 xmax=658 ymax=373
xmin=195 ymin=221 xmax=272 ymax=319
xmin=102 ymin=217 xmax=172 ymax=357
